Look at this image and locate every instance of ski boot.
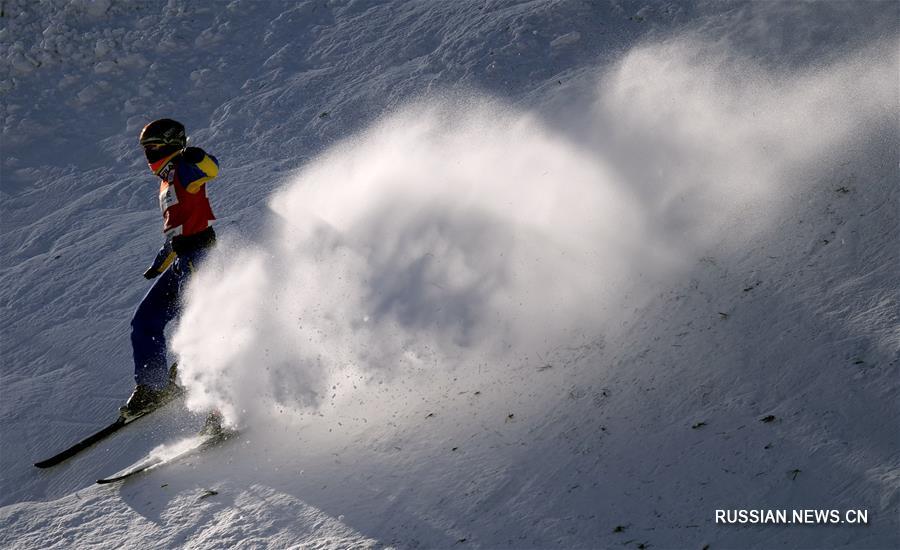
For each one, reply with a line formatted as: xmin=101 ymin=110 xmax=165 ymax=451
xmin=200 ymin=409 xmax=226 ymax=437
xmin=120 ymin=364 xmax=181 ymax=419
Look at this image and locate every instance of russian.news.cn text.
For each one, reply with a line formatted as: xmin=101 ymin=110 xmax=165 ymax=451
xmin=715 ymin=509 xmax=868 ymax=525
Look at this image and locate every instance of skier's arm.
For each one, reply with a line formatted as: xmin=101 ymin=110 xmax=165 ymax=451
xmin=143 ymin=239 xmax=176 ymax=279
xmin=179 ymin=147 xmax=219 ymax=194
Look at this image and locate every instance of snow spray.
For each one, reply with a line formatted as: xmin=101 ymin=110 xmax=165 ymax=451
xmin=172 ymin=38 xmax=895 ymax=429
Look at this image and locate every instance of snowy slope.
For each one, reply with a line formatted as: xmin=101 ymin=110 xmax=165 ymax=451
xmin=1 ymin=1 xmax=898 ymax=548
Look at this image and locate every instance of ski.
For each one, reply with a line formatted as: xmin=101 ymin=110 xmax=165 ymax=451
xmin=33 ymin=387 xmax=184 ymax=469
xmin=96 ymin=430 xmax=237 ymax=484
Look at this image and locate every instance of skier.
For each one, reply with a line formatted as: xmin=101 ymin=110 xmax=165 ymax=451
xmin=120 ymin=118 xmax=219 ymax=418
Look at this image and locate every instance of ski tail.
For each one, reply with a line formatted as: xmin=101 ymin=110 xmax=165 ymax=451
xmin=96 ymin=456 xmax=165 ymax=484
xmin=33 ymin=386 xmax=185 ymax=469
xmin=34 ymin=417 xmax=128 ymax=469
xmin=95 ymin=430 xmax=237 ymax=484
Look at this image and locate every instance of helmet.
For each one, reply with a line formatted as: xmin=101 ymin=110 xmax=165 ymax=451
xmin=139 ymin=118 xmax=187 ymax=149
xmin=140 ymin=119 xmax=186 ymax=173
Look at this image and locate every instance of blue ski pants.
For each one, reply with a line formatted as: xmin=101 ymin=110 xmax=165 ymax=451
xmin=130 ymin=247 xmax=209 ymax=389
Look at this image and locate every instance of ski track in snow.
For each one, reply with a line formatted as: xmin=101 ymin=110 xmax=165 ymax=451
xmin=1 ymin=1 xmax=898 ymax=548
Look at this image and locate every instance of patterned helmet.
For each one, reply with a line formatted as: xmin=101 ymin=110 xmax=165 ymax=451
xmin=139 ymin=118 xmax=187 ymax=149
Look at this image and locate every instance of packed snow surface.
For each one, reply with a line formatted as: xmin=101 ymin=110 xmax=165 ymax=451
xmin=1 ymin=1 xmax=898 ymax=549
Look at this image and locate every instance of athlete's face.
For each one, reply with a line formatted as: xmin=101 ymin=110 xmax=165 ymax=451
xmin=143 ymin=144 xmax=179 ymax=175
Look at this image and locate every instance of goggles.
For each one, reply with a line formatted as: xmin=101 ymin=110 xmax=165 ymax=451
xmin=143 ymin=142 xmax=178 ymax=162
xmin=144 ymin=144 xmax=180 ymax=175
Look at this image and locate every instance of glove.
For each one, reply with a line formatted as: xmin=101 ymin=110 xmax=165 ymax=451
xmin=144 ymin=239 xmax=175 ymax=279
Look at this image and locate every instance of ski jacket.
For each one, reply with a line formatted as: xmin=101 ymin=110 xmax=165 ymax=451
xmin=145 ymin=147 xmax=219 ymax=276
xmin=158 ymin=147 xmax=218 ymax=238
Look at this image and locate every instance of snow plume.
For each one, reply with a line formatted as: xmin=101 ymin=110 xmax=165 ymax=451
xmin=592 ymin=38 xmax=897 ymax=264
xmin=174 ymin=98 xmax=658 ymax=426
xmin=172 ymin=37 xmax=896 ymax=428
